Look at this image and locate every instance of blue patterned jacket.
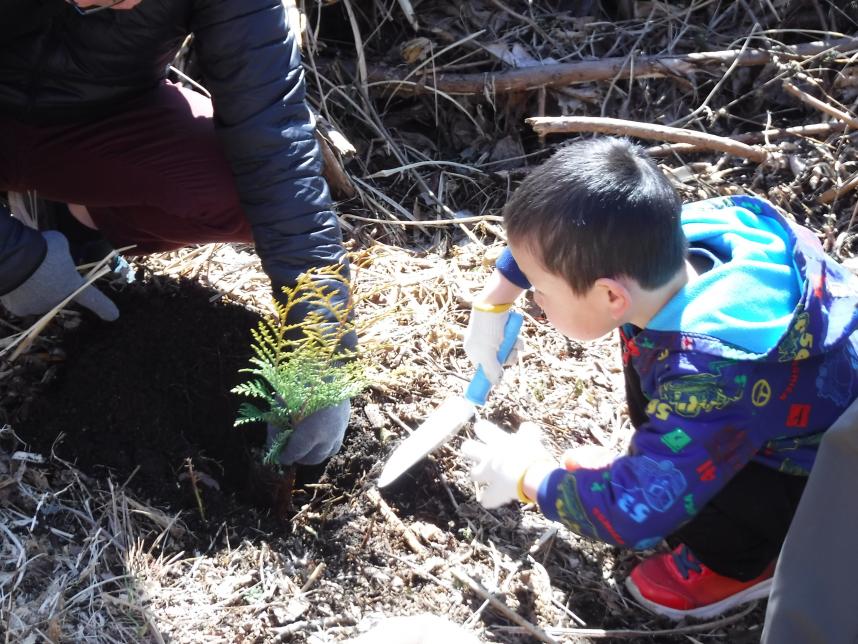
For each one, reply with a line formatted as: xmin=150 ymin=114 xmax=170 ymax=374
xmin=502 ymin=195 xmax=858 ymax=548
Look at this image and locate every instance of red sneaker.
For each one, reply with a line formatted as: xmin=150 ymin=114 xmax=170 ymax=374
xmin=625 ymin=544 xmax=774 ymax=620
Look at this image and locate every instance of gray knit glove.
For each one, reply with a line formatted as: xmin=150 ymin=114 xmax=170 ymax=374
xmin=0 ymin=231 xmax=119 ymax=321
xmin=266 ymin=399 xmax=351 ymax=465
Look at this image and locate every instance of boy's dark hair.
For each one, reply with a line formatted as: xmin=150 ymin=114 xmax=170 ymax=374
xmin=504 ymin=137 xmax=686 ymax=294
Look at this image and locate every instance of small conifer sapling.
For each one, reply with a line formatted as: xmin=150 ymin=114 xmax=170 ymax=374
xmin=233 ymin=266 xmax=367 ymax=465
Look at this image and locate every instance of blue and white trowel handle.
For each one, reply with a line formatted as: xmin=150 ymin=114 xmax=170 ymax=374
xmin=464 ymin=310 xmax=524 ymax=405
xmin=377 ymin=311 xmax=524 ymax=488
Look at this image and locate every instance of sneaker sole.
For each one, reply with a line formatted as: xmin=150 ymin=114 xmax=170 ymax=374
xmin=624 ymin=574 xmax=772 ymax=621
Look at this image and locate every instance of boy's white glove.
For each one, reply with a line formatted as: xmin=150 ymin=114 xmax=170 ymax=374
xmin=463 ymin=304 xmax=522 ymax=385
xmin=461 ymin=420 xmax=556 ymax=508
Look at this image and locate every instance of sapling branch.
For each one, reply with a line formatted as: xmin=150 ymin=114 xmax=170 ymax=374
xmin=232 ymin=266 xmax=369 ymax=465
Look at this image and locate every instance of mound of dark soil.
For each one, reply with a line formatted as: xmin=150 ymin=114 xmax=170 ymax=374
xmin=6 ymin=272 xmax=468 ymax=541
xmin=11 ymin=278 xmax=283 ymax=526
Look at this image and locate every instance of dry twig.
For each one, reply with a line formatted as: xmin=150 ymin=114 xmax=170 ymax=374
xmin=527 ymin=116 xmax=771 ymax=163
xmin=367 ymin=487 xmax=427 ymax=556
xmin=783 ymin=80 xmax=858 ymax=129
xmin=647 ymin=122 xmax=848 ymax=157
xmin=358 ymin=37 xmax=858 ymax=95
xmin=450 ymin=569 xmax=558 ymax=644
xmin=500 ymin=600 xmax=757 ymax=638
xmin=820 ymin=172 xmax=858 ymax=204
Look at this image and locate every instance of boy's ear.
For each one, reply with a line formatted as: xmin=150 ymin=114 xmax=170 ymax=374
xmin=594 ymin=277 xmax=631 ymax=321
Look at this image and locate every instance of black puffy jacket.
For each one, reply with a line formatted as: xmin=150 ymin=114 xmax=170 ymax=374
xmin=0 ymin=0 xmax=348 ymax=311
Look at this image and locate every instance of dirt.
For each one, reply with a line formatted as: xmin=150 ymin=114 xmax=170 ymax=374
xmin=6 ymin=274 xmax=331 ymax=549
xmin=5 ymin=272 xmax=447 ymax=536
xmin=4 ymin=273 xmax=768 ymax=642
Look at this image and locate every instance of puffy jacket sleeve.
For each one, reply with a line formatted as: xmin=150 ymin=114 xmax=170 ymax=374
xmin=189 ymin=1 xmax=349 ymax=316
xmin=0 ymin=204 xmax=47 ymax=296
xmin=536 ymin=356 xmax=776 ymax=549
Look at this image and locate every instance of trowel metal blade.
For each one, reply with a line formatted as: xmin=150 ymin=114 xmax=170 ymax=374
xmin=377 ymin=396 xmax=475 ymax=488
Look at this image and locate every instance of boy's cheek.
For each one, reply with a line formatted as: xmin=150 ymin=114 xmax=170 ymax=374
xmin=551 ymin=317 xmax=597 ymax=343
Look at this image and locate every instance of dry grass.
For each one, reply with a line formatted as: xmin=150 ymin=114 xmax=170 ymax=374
xmin=0 ymin=237 xmax=632 ymax=643
xmin=4 ymin=0 xmax=858 ymax=641
xmin=0 ymin=424 xmax=180 ymax=642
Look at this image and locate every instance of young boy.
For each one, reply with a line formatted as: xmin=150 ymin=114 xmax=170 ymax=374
xmin=462 ymin=137 xmax=858 ymax=620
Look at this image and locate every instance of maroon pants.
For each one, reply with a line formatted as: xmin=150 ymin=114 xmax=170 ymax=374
xmin=0 ymin=82 xmax=252 ymax=254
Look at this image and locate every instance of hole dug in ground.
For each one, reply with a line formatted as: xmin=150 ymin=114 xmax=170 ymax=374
xmin=10 ymin=276 xmax=345 ymax=536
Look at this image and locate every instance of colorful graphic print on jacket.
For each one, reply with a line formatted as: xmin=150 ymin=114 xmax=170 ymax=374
xmin=537 ymin=195 xmax=858 ymax=547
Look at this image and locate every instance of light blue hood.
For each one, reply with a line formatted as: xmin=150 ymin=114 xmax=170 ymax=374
xmin=646 ymin=196 xmax=803 ymax=355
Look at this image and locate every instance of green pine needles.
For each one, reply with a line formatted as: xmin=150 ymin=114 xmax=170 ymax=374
xmin=232 ymin=266 xmax=368 ymax=465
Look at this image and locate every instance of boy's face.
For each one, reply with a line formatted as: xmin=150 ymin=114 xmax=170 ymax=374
xmin=509 ymin=238 xmax=625 ymax=342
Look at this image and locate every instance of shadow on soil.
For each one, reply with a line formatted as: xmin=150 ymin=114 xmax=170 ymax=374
xmin=11 ymin=276 xmax=331 ymax=539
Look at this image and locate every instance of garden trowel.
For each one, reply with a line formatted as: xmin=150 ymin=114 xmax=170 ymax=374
xmin=377 ymin=311 xmax=524 ymax=487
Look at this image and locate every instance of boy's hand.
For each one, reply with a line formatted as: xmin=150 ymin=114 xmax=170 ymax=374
xmin=562 ymin=444 xmax=616 ymax=471
xmin=464 ymin=303 xmax=522 ymax=384
xmin=0 ymin=231 xmax=119 ymax=321
xmin=461 ymin=420 xmax=556 ymax=508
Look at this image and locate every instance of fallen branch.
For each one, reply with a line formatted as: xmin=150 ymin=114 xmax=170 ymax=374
xmin=819 ymin=172 xmax=858 ymax=204
xmin=272 ymin=615 xmax=357 ymax=641
xmin=450 ymin=569 xmax=558 ymax=644
xmin=782 ymin=80 xmax=858 ymax=130
xmin=366 ymin=487 xmax=427 ymax=556
xmin=497 ymin=601 xmax=757 ymax=639
xmin=526 ymin=116 xmax=770 ymax=163
xmin=354 ymin=37 xmax=858 ymax=96
xmin=647 ymin=121 xmax=848 ymax=157
xmin=341 ymin=213 xmax=502 ymax=227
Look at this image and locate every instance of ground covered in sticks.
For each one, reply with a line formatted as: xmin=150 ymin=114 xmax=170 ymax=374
xmin=0 ymin=250 xmax=772 ymax=644
xmin=3 ymin=1 xmax=858 ymax=643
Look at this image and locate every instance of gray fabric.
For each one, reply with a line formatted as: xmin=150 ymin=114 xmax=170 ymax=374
xmin=267 ymin=399 xmax=350 ymax=466
xmin=761 ymin=396 xmax=858 ymax=644
xmin=0 ymin=231 xmax=118 ymax=321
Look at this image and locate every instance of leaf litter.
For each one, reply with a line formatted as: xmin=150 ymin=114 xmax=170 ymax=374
xmin=2 ymin=1 xmax=858 ymax=642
